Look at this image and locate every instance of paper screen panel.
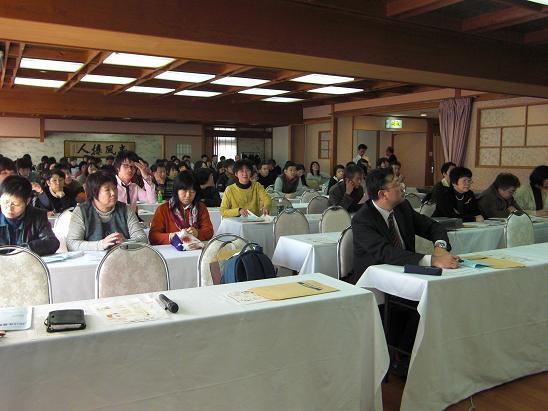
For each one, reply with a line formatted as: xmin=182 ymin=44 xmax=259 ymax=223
xmin=527 ymin=104 xmax=548 ymax=125
xmin=501 ymin=127 xmax=525 ymax=146
xmin=501 ymin=148 xmax=547 ymax=167
xmin=479 ymin=148 xmax=500 ymax=166
xmin=479 ymin=128 xmax=500 ymax=146
xmin=480 ymin=106 xmax=526 ymax=127
xmin=526 ymin=125 xmax=548 ymax=146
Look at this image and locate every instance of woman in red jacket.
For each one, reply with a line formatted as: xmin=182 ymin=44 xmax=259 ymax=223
xmin=148 ymin=172 xmax=213 ymax=245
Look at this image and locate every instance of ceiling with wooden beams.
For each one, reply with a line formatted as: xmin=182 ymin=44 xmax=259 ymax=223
xmin=0 ymin=41 xmax=434 ymax=125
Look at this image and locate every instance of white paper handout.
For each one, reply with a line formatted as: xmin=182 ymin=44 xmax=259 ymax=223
xmin=93 ymin=296 xmax=170 ymax=324
xmin=0 ymin=306 xmax=33 ymax=330
xmin=226 ymin=290 xmax=269 ymax=305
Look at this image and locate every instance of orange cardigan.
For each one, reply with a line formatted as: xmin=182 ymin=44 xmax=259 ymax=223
xmin=148 ymin=201 xmax=213 ymax=245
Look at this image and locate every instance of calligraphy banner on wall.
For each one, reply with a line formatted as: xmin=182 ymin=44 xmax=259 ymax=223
xmin=64 ymin=141 xmax=136 ymax=158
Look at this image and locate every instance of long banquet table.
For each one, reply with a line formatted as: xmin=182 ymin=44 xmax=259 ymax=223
xmin=46 ymin=245 xmax=201 ymax=303
xmin=0 ymin=274 xmax=389 ymax=411
xmin=356 ymin=243 xmax=548 ymax=411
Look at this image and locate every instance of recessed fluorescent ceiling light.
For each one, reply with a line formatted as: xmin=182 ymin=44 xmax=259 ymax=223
xmin=291 ymin=74 xmax=354 ymax=85
xmin=420 ymin=113 xmax=428 ymax=117
xmin=527 ymin=1 xmax=548 ymax=5
xmin=262 ymin=97 xmax=303 ymax=103
xmin=126 ymin=86 xmax=175 ymax=94
xmin=155 ymin=71 xmax=215 ymax=83
xmin=14 ymin=77 xmax=65 ymax=88
xmin=211 ymin=76 xmax=269 ymax=87
xmin=20 ymin=58 xmax=83 ymax=72
xmin=81 ymin=74 xmax=136 ymax=85
xmin=104 ymin=53 xmax=175 ymax=68
xmin=213 ymin=127 xmax=236 ymax=131
xmin=175 ymin=90 xmax=221 ymax=97
xmin=238 ymin=88 xmax=289 ymax=96
xmin=308 ymin=86 xmax=363 ymax=95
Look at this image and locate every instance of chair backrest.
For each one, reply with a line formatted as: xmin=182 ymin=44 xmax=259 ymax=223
xmin=306 ymin=180 xmax=320 ymax=189
xmin=95 ymin=242 xmax=169 ymax=298
xmin=419 ymin=201 xmax=436 ymax=217
xmin=197 ymin=233 xmax=248 ymax=286
xmin=505 ymin=211 xmax=534 ymax=248
xmin=269 ymin=196 xmax=293 ymax=216
xmin=307 ymin=195 xmax=330 ymax=214
xmin=273 ymin=208 xmax=310 ymax=246
xmin=337 ymin=226 xmax=353 ymax=280
xmin=265 ymin=185 xmax=275 ymax=194
xmin=0 ymin=245 xmax=52 ymax=307
xmin=320 ymin=206 xmax=351 ymax=233
xmin=53 ymin=207 xmax=75 ymax=253
xmin=405 ymin=193 xmax=422 ymax=209
xmin=301 ymin=190 xmax=321 ymax=203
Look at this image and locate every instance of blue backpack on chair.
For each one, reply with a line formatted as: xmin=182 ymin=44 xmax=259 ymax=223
xmin=221 ymin=243 xmax=276 ymax=284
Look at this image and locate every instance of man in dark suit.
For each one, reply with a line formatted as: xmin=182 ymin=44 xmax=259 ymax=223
xmin=351 ymin=168 xmax=458 ymax=284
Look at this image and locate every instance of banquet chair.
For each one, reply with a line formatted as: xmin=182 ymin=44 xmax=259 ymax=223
xmin=419 ymin=201 xmax=436 ymax=217
xmin=265 ymin=185 xmax=275 ymax=194
xmin=306 ymin=180 xmax=320 ymax=190
xmin=404 ymin=193 xmax=422 ymax=209
xmin=95 ymin=242 xmax=169 ymax=298
xmin=307 ymin=195 xmax=329 ymax=214
xmin=269 ymin=196 xmax=293 ymax=216
xmin=337 ymin=226 xmax=353 ymax=280
xmin=505 ymin=211 xmax=534 ymax=248
xmin=53 ymin=207 xmax=75 ymax=253
xmin=320 ymin=206 xmax=351 ymax=233
xmin=197 ymin=233 xmax=248 ymax=286
xmin=301 ymin=190 xmax=321 ymax=203
xmin=0 ymin=245 xmax=52 ymax=307
xmin=273 ymin=208 xmax=310 ymax=247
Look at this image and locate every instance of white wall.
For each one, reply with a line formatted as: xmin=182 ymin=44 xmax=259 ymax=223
xmin=272 ymin=126 xmax=289 ymax=165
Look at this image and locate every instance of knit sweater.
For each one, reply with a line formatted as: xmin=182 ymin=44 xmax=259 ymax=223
xmin=149 ymin=201 xmax=213 ymax=244
xmin=220 ymin=181 xmax=272 ymax=217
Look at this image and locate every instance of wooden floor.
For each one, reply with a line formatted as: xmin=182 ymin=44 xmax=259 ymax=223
xmin=382 ymin=371 xmax=548 ymax=411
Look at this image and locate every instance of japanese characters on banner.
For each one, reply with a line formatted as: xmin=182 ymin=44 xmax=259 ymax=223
xmin=64 ymin=141 xmax=136 ymax=158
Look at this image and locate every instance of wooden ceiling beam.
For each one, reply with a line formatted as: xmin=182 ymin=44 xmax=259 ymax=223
xmin=20 ymin=45 xmax=89 ymax=62
xmin=0 ymin=87 xmax=302 ymax=125
xmin=462 ymin=6 xmax=548 ymax=33
xmin=57 ymin=50 xmax=110 ymax=93
xmin=524 ymin=26 xmax=548 ymax=44
xmin=108 ymin=59 xmax=190 ymax=96
xmin=0 ymin=40 xmax=9 ymax=88
xmin=7 ymin=42 xmax=24 ymax=88
xmin=386 ymin=0 xmax=465 ymax=19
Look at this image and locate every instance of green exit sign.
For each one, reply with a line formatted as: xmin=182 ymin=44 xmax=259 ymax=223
xmin=386 ymin=119 xmax=403 ymax=129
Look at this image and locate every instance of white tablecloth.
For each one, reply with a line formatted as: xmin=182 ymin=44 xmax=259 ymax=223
xmin=207 ymin=207 xmax=222 ymax=233
xmin=356 ymin=243 xmax=548 ymax=411
xmin=272 ymin=232 xmax=341 ymax=277
xmin=137 ymin=202 xmax=161 ymax=213
xmin=46 ymin=245 xmax=201 ymax=303
xmin=0 ymin=274 xmax=389 ymax=411
xmin=216 ymin=214 xmax=321 ymax=258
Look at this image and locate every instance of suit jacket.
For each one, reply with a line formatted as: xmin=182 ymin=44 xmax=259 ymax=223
xmin=350 ymin=199 xmax=450 ymax=284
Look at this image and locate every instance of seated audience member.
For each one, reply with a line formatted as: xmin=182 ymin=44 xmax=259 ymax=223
xmin=115 ymin=150 xmax=156 ymax=209
xmin=307 ymin=161 xmax=329 ymax=186
xmin=151 ymin=163 xmax=173 ymax=200
xmin=392 ymin=161 xmax=405 ymax=186
xmin=386 ymin=146 xmax=397 ymax=164
xmin=0 ymin=175 xmax=60 ymax=255
xmin=16 ymin=157 xmax=39 ymax=182
xmin=257 ymin=162 xmax=275 ymax=188
xmin=268 ymin=159 xmax=281 ymax=177
xmin=478 ymin=173 xmax=522 ymax=218
xmin=216 ymin=159 xmax=235 ymax=192
xmin=428 ymin=161 xmax=456 ymax=203
xmin=66 ymin=171 xmax=147 ymax=251
xmin=59 ymin=164 xmax=85 ymax=204
xmin=351 ymin=168 xmax=457 ymax=284
xmin=33 ymin=169 xmax=76 ymax=214
xmin=377 ymin=157 xmax=390 ymax=169
xmin=432 ymin=167 xmax=484 ymax=222
xmin=326 ymin=164 xmax=345 ymax=194
xmin=220 ymin=159 xmax=271 ymax=217
xmin=354 ymin=143 xmax=370 ymax=165
xmin=166 ymin=162 xmax=179 ymax=180
xmin=296 ymin=163 xmax=308 ymax=188
xmin=179 ymin=161 xmax=191 ymax=173
xmin=514 ymin=165 xmax=548 ymax=211
xmin=149 ymin=172 xmax=213 ymax=244
xmin=328 ymin=164 xmax=365 ymax=213
xmin=77 ymin=161 xmax=98 ymax=184
xmin=196 ymin=168 xmax=221 ymax=207
xmin=105 ymin=155 xmax=115 ymax=166
xmin=0 ymin=157 xmax=17 ymax=184
xmin=273 ymin=161 xmax=305 ymax=198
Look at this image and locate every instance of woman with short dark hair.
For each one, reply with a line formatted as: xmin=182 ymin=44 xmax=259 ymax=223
xmin=432 ymin=167 xmax=484 ymax=222
xmin=149 ymin=172 xmax=213 ymax=244
xmin=306 ymin=161 xmax=329 ymax=186
xmin=66 ymin=171 xmax=147 ymax=251
xmin=33 ymin=169 xmax=76 ymax=214
xmin=478 ymin=173 xmax=522 ymax=218
xmin=0 ymin=175 xmax=59 ymax=255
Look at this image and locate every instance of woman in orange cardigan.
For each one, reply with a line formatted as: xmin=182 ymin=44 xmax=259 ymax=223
xmin=149 ymin=172 xmax=213 ymax=244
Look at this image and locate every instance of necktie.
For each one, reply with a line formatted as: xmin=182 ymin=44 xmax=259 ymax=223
xmin=387 ymin=212 xmax=403 ymax=249
xmin=122 ymin=183 xmax=131 ymax=204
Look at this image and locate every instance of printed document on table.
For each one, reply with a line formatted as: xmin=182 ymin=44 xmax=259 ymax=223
xmin=0 ymin=306 xmax=32 ymax=330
